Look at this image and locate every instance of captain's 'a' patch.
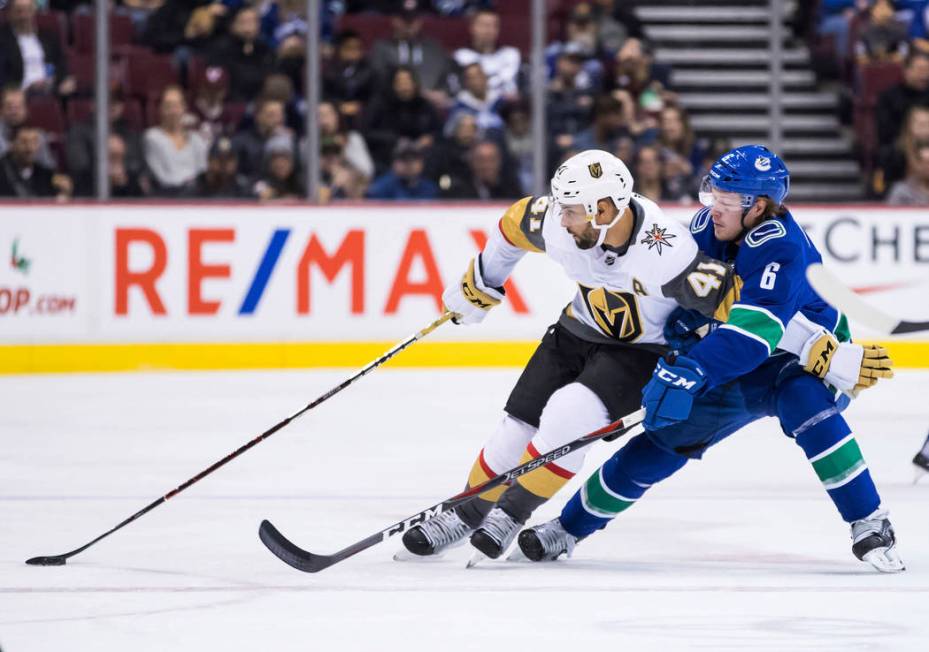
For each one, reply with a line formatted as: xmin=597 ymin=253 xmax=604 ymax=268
xmin=640 ymin=223 xmax=676 ymax=255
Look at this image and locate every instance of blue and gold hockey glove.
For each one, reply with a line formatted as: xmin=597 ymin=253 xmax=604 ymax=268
xmin=642 ymin=354 xmax=708 ymax=431
xmin=663 ymin=307 xmax=712 ymax=353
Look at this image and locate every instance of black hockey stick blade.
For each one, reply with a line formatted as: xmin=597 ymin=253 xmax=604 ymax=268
xmin=259 ymin=407 xmax=646 ymax=573
xmin=806 ymin=263 xmax=929 ymax=335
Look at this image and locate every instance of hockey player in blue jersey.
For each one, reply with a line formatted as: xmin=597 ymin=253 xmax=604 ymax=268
xmin=517 ymin=145 xmax=904 ymax=572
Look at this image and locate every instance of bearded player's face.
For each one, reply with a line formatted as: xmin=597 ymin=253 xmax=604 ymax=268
xmin=559 ymin=200 xmax=616 ymax=249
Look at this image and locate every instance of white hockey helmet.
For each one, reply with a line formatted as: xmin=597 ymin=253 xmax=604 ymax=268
xmin=550 ymin=149 xmax=634 ymax=230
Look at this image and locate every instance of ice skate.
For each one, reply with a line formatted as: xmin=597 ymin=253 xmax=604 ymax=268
xmin=468 ymin=507 xmax=523 ymax=561
xmin=400 ymin=510 xmax=473 ymax=557
xmin=913 ymin=442 xmax=929 ymax=484
xmin=851 ymin=510 xmax=905 ymax=573
xmin=517 ymin=518 xmax=578 ymax=562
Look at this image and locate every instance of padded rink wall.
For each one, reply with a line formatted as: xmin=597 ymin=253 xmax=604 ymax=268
xmin=1 ymin=202 xmax=927 ymax=373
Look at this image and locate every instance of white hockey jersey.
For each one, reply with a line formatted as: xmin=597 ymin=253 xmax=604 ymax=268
xmin=479 ymin=194 xmax=740 ymax=348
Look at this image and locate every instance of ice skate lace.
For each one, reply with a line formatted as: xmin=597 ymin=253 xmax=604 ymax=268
xmin=480 ymin=508 xmax=521 ymax=547
xmin=419 ymin=511 xmax=472 ymax=548
xmin=533 ymin=519 xmax=577 ymax=558
xmin=851 ymin=509 xmax=891 ymax=543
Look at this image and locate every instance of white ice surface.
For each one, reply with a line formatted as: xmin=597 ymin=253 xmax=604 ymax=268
xmin=1 ymin=368 xmax=928 ymax=652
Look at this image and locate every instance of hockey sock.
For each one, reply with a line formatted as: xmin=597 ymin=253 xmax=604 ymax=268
xmin=559 ymin=433 xmax=687 ymax=538
xmin=793 ymin=409 xmax=880 ymax=523
xmin=454 ymin=415 xmax=538 ymax=527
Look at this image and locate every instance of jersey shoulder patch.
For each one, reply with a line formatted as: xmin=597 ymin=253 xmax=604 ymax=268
xmin=744 ymin=219 xmax=787 ymax=248
xmin=499 ymin=195 xmax=546 ymax=253
xmin=690 ymin=207 xmax=712 ymax=234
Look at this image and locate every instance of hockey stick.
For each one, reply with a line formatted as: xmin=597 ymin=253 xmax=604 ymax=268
xmin=259 ymin=407 xmax=646 ymax=573
xmin=806 ymin=263 xmax=929 ymax=335
xmin=25 ymin=312 xmax=454 ymax=567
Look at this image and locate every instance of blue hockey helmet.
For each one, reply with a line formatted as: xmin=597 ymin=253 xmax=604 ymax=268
xmin=699 ymin=145 xmax=790 ymax=209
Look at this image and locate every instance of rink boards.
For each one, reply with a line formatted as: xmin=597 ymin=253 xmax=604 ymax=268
xmin=1 ymin=202 xmax=927 ymax=372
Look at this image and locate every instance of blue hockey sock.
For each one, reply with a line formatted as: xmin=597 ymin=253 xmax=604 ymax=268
xmin=559 ymin=433 xmax=687 ymax=538
xmin=792 ymin=408 xmax=880 ymax=523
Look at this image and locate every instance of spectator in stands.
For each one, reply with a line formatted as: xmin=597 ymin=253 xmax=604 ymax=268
xmin=607 ymin=37 xmax=673 ymax=108
xmin=877 ymin=104 xmax=929 ymax=192
xmin=108 ymin=134 xmax=146 ymax=198
xmin=117 ymin=0 xmax=168 ymax=36
xmin=232 ymin=96 xmax=294 ymax=179
xmin=886 ymin=140 xmax=929 ymax=204
xmin=323 ymin=29 xmax=376 ymax=127
xmin=369 ymin=0 xmax=454 ymax=109
xmin=257 ymin=73 xmax=305 ymax=136
xmin=253 ymin=134 xmax=304 ymax=200
xmin=449 ymin=63 xmax=505 ymax=136
xmin=545 ymin=11 xmax=604 ymax=92
xmin=318 ymin=100 xmax=374 ymax=181
xmin=260 ymin=0 xmax=309 ymax=53
xmin=657 ymin=103 xmax=704 ymax=178
xmin=548 ymin=48 xmax=596 ymax=148
xmin=501 ymin=100 xmax=533 ymax=194
xmin=570 ymin=94 xmax=629 ymax=154
xmin=144 ymin=0 xmax=228 ymax=57
xmin=875 ymin=50 xmax=929 ymax=145
xmin=192 ymin=136 xmax=252 ymax=198
xmin=361 ymin=66 xmax=441 ymax=173
xmin=0 ymin=86 xmax=55 ymax=169
xmin=587 ymin=0 xmax=646 ymax=55
xmin=426 ymin=110 xmax=478 ymax=191
xmin=0 ymin=124 xmax=71 ymax=199
xmin=0 ymin=0 xmax=75 ymax=96
xmin=855 ymin=0 xmax=909 ymax=63
xmin=209 ymin=6 xmax=274 ymax=103
xmin=366 ymin=139 xmax=438 ymax=200
xmin=633 ymin=144 xmax=666 ymax=202
xmin=453 ymin=8 xmax=520 ymax=99
xmin=319 ymin=137 xmax=369 ymax=201
xmin=188 ymin=65 xmax=234 ymax=145
xmin=65 ymin=84 xmax=146 ymax=197
xmin=143 ymin=85 xmax=208 ymax=196
xmin=440 ymin=139 xmax=522 ymax=199
xmin=817 ymin=0 xmax=870 ymax=69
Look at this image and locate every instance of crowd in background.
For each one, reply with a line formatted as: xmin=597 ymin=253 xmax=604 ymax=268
xmin=3 ymin=0 xmax=929 ymax=205
xmin=803 ymin=0 xmax=929 ymax=204
xmin=0 ymin=0 xmax=719 ymax=203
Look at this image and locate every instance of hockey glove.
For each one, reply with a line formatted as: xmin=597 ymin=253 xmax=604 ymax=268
xmin=663 ymin=307 xmax=713 ymax=354
xmin=442 ymin=256 xmax=505 ymax=325
xmin=799 ymin=331 xmax=894 ymax=394
xmin=642 ymin=354 xmax=708 ymax=431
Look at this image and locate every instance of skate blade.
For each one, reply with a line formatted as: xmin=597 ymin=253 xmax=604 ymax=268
xmin=466 ymin=551 xmax=487 ymax=569
xmin=862 ymin=547 xmax=906 ymax=573
xmin=506 ymin=548 xmax=529 ymax=563
xmin=392 ymin=549 xmax=448 ymax=563
xmin=913 ymin=466 xmax=928 ymax=485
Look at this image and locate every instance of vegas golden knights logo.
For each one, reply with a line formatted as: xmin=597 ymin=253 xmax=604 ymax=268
xmin=588 ymin=162 xmax=603 ymax=178
xmin=579 ymin=285 xmax=644 ymax=341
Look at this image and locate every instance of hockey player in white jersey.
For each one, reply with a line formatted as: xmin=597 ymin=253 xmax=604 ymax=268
xmin=400 ymin=149 xmax=742 ymax=562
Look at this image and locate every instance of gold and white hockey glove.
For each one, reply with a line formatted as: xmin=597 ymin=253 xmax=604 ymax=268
xmin=442 ymin=256 xmax=505 ymax=325
xmin=800 ymin=331 xmax=894 ymax=393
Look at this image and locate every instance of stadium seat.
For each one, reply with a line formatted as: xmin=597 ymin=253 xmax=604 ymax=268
xmin=125 ymin=53 xmax=178 ymax=102
xmin=27 ymin=96 xmax=66 ymax=135
xmin=35 ymin=10 xmax=68 ymax=49
xmin=420 ymin=16 xmax=469 ymax=52
xmin=72 ymin=12 xmax=136 ymax=55
xmin=337 ymin=14 xmax=392 ymax=46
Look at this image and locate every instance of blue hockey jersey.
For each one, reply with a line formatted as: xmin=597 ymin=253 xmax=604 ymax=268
xmin=686 ymin=207 xmax=850 ymax=390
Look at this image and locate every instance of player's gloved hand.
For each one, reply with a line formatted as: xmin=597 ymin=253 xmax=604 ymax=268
xmin=663 ymin=307 xmax=712 ymax=353
xmin=441 ymin=256 xmax=505 ymax=325
xmin=799 ymin=331 xmax=894 ymax=394
xmin=642 ymin=353 xmax=708 ymax=431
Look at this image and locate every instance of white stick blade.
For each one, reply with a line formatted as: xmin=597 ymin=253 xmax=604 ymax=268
xmin=805 ymin=263 xmax=898 ymax=335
